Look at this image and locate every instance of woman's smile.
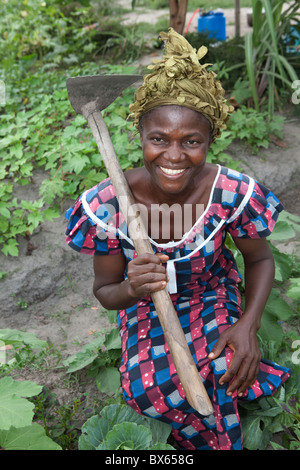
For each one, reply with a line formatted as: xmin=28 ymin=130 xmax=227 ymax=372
xmin=158 ymin=166 xmax=188 ymax=177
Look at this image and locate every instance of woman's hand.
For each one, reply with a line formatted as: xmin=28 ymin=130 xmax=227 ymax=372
xmin=127 ymin=253 xmax=169 ymax=299
xmin=208 ymin=315 xmax=261 ymax=396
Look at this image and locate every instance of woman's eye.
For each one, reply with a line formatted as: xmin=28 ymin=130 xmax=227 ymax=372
xmin=186 ymin=140 xmax=198 ymax=145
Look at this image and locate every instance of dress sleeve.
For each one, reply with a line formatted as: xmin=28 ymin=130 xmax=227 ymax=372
xmin=65 ymin=190 xmax=122 ymax=256
xmin=226 ymin=180 xmax=284 ymax=238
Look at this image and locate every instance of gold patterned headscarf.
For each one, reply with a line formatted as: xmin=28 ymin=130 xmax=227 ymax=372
xmin=129 ymin=28 xmax=234 ymax=141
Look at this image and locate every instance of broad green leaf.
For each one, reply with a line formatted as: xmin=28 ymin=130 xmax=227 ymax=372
xmin=270 ymin=441 xmax=285 ymax=450
xmin=63 ymin=154 xmax=90 ymax=173
xmin=0 ymin=423 xmax=61 ymax=450
xmin=259 ymin=318 xmax=283 ymax=346
xmin=241 ymin=415 xmax=272 ymax=450
xmin=96 ymin=366 xmax=120 ymax=395
xmin=104 ymin=328 xmax=121 ymax=350
xmin=79 ymin=404 xmax=173 ymax=451
xmin=0 ymin=376 xmax=42 ymax=401
xmin=79 ymin=415 xmax=109 ymax=450
xmin=79 ymin=404 xmax=171 ymax=450
xmin=98 ymin=422 xmax=152 ymax=450
xmin=101 ymin=404 xmax=145 ymax=427
xmin=79 ymin=404 xmax=145 ymax=450
xmin=269 ymin=220 xmax=296 ymax=241
xmin=39 ymin=178 xmax=65 ymax=205
xmin=0 ymin=203 xmax=10 ymax=218
xmin=0 ymin=329 xmax=47 ymax=349
xmin=107 ymin=310 xmax=118 ymax=324
xmin=63 ymin=350 xmax=99 ymax=374
xmin=264 ymin=289 xmax=293 ymax=321
xmin=269 ymin=244 xmax=292 ymax=282
xmin=63 ymin=336 xmax=106 ymax=373
xmin=0 ymin=394 xmax=34 ymax=429
xmin=1 ymin=238 xmax=19 ymax=256
xmin=146 ymin=416 xmax=173 ymax=446
xmin=286 ymin=278 xmax=300 ymax=300
xmin=260 ymin=288 xmax=293 ymax=342
xmin=0 ymin=377 xmax=42 ymax=430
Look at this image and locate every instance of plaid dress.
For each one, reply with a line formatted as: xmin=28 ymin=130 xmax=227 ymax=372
xmin=65 ymin=165 xmax=291 ymax=450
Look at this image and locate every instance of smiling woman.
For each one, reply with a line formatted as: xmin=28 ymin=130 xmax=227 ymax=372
xmin=65 ymin=28 xmax=291 ymax=450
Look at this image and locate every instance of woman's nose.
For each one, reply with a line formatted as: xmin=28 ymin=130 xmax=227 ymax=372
xmin=165 ymin=142 xmax=183 ymax=161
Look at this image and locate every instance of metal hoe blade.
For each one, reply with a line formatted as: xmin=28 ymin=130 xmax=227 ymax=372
xmin=66 ymin=74 xmax=142 ymax=114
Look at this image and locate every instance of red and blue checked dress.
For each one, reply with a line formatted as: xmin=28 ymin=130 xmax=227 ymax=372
xmin=65 ymin=164 xmax=291 ymax=450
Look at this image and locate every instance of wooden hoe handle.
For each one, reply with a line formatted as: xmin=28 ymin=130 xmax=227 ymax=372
xmin=84 ymin=107 xmax=214 ymax=416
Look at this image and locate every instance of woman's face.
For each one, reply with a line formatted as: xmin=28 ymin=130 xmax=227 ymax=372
xmin=140 ymin=105 xmax=212 ymax=200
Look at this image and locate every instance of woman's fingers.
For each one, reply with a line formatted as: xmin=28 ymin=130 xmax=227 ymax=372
xmin=218 ymin=351 xmax=260 ymax=396
xmin=127 ymin=253 xmax=169 ymax=297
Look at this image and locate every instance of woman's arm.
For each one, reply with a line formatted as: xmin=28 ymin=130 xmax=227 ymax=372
xmin=209 ymin=237 xmax=275 ymax=396
xmin=93 ymin=252 xmax=169 ymax=310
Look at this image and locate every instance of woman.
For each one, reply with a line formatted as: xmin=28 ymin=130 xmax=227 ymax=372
xmin=65 ymin=29 xmax=290 ymax=450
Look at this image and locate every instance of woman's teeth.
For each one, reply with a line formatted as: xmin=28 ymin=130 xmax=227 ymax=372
xmin=160 ymin=167 xmax=185 ymax=175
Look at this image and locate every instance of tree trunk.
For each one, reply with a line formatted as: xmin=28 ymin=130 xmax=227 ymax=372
xmin=169 ymin=0 xmax=189 ymax=35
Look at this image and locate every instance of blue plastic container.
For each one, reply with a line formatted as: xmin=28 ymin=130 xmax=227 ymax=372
xmin=198 ymin=11 xmax=226 ymax=41
xmin=284 ymin=27 xmax=300 ymax=54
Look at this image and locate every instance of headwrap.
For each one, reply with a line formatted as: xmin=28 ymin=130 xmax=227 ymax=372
xmin=129 ymin=28 xmax=234 ymax=141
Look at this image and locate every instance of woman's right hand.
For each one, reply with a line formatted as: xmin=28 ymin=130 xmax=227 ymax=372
xmin=127 ymin=253 xmax=169 ymax=299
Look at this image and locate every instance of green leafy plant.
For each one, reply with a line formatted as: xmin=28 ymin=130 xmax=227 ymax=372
xmin=32 ymin=388 xmax=91 ymax=450
xmin=0 ymin=56 xmax=140 ymax=256
xmin=239 ymin=366 xmax=300 ymax=450
xmin=236 ymin=211 xmax=300 ymax=450
xmin=79 ymin=403 xmax=175 ymax=450
xmin=206 ymin=131 xmax=240 ymax=169
xmin=0 ymin=329 xmax=48 ymax=374
xmin=226 ymin=106 xmax=285 ymax=153
xmin=0 ymin=376 xmax=61 ymax=450
xmin=245 ymin=0 xmax=299 ymax=115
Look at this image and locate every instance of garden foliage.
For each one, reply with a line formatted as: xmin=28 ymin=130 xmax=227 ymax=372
xmin=79 ymin=404 xmax=175 ymax=450
xmin=0 ymin=330 xmax=61 ymax=450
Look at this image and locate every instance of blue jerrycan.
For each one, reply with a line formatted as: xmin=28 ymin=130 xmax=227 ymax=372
xmin=198 ymin=11 xmax=226 ymax=41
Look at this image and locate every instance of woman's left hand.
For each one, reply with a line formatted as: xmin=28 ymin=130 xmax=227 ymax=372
xmin=208 ymin=316 xmax=261 ymax=396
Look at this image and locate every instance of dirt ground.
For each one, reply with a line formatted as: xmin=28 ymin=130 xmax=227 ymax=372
xmin=0 ymin=4 xmax=299 ymax=437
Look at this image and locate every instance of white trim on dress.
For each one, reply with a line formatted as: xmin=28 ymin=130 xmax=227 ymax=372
xmin=81 ymin=168 xmax=256 ymax=294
